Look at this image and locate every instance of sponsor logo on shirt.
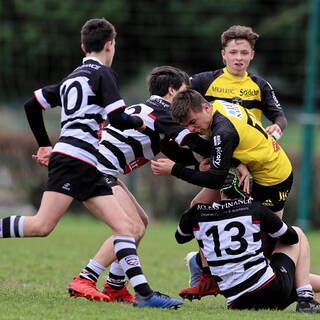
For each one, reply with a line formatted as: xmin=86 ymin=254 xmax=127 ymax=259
xmin=212 ymin=146 xmax=222 ymax=168
xmin=213 ymin=135 xmax=221 ymax=146
xmin=211 ymin=86 xmax=235 ymax=95
xmin=239 ymin=88 xmax=259 ymax=97
xmin=62 ymin=183 xmax=71 ymax=191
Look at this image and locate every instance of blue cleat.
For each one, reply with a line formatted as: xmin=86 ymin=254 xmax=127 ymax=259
xmin=133 ymin=291 xmax=183 ymax=309
xmin=185 ymin=251 xmax=201 ymax=287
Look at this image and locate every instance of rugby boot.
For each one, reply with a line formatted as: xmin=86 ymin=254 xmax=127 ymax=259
xmin=133 ymin=291 xmax=183 ymax=309
xmin=179 ymin=271 xmax=219 ymax=301
xmin=296 ymin=297 xmax=320 ymax=313
xmin=102 ymin=281 xmax=135 ymax=303
xmin=67 ymin=276 xmax=111 ymax=302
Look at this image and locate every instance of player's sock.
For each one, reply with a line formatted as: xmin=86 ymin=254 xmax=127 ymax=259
xmin=0 ymin=216 xmax=25 ymax=238
xmin=79 ymin=259 xmax=106 ymax=282
xmin=114 ymin=236 xmax=153 ymax=297
xmin=297 ymin=285 xmax=314 ymax=299
xmin=106 ymin=262 xmax=126 ymax=289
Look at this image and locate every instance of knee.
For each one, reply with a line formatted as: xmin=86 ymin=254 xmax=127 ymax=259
xmin=28 ymin=217 xmax=55 ymax=237
xmin=132 ymin=220 xmax=146 ymax=242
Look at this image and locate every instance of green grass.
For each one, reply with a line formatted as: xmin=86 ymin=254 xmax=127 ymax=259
xmin=0 ymin=215 xmax=319 ymax=320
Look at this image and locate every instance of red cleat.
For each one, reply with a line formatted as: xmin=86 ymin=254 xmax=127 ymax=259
xmin=67 ymin=276 xmax=111 ymax=302
xmin=179 ymin=271 xmax=219 ymax=301
xmin=102 ymin=281 xmax=135 ymax=303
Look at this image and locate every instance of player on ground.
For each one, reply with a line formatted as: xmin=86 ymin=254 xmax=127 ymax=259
xmin=0 ymin=19 xmax=182 ymax=309
xmin=175 ymin=171 xmax=320 ymax=313
xmin=66 ymin=66 xmax=218 ymax=305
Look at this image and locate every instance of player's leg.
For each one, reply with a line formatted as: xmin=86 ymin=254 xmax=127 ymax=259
xmin=101 ymin=179 xmax=148 ymax=302
xmin=273 ymin=227 xmax=320 ymax=313
xmin=0 ymin=191 xmax=72 ymax=238
xmin=190 ymin=188 xmax=220 ymax=207
xmin=183 ymin=188 xmax=220 ymax=289
xmin=72 ymin=194 xmax=183 ymax=308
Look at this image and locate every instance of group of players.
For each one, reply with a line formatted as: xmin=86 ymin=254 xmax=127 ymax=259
xmin=0 ymin=18 xmax=319 ymax=312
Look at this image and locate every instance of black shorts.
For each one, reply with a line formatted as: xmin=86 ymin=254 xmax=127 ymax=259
xmin=252 ymin=172 xmax=293 ymax=212
xmin=45 ymin=152 xmax=113 ymax=201
xmin=230 ymin=253 xmax=297 ymax=310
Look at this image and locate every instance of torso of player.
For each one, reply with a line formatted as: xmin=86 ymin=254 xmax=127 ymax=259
xmin=34 ymin=57 xmax=125 ymax=167
xmin=98 ymin=96 xmax=187 ymax=176
xmin=191 ymin=68 xmax=279 ymax=121
xmin=211 ymin=100 xmax=291 ymax=186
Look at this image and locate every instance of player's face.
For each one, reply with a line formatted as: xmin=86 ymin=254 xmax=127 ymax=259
xmin=221 ymin=39 xmax=255 ymax=77
xmin=180 ymin=104 xmax=212 ymax=135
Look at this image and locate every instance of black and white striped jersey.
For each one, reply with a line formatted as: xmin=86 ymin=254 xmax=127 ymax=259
xmin=175 ymin=199 xmax=297 ymax=306
xmin=34 ymin=57 xmax=125 ymax=167
xmin=97 ymin=95 xmax=203 ymax=176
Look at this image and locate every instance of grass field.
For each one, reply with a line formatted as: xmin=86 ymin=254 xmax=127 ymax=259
xmin=0 ymin=215 xmax=320 ymax=320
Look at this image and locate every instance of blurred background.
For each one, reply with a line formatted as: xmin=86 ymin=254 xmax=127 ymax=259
xmin=0 ymin=0 xmax=319 ymax=228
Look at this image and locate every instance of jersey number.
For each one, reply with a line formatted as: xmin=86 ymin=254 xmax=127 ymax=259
xmin=61 ymin=80 xmax=84 ymax=115
xmin=244 ymin=108 xmax=268 ymax=139
xmin=206 ymin=221 xmax=248 ymax=257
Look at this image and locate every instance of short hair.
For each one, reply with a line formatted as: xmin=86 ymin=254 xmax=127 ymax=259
xmin=147 ymin=66 xmax=190 ymax=96
xmin=221 ymin=25 xmax=259 ymax=49
xmin=220 ymin=170 xmax=249 ymax=199
xmin=81 ymin=18 xmax=116 ymax=53
xmin=171 ymin=89 xmax=207 ymax=123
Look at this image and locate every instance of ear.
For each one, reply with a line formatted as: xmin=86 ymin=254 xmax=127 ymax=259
xmin=104 ymin=40 xmax=112 ymax=52
xmin=168 ymin=86 xmax=175 ymax=96
xmin=203 ymin=103 xmax=211 ymax=113
xmin=81 ymin=43 xmax=86 ymax=54
xmin=250 ymin=50 xmax=255 ymax=60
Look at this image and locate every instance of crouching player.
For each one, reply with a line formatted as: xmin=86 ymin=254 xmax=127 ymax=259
xmin=175 ymin=171 xmax=320 ymax=313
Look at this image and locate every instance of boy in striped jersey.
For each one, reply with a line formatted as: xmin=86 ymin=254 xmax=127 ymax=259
xmin=175 ymin=171 xmax=320 ymax=313
xmin=68 ymin=66 xmax=220 ymax=306
xmin=0 ymin=19 xmax=182 ymax=309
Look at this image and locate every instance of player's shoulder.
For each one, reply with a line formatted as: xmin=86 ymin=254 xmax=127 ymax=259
xmin=191 ymin=69 xmax=222 ymax=82
xmin=246 ymin=71 xmax=269 ymax=87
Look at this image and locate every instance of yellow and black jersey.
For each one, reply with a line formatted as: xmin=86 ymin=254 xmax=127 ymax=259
xmin=172 ymin=100 xmax=292 ymax=188
xmin=190 ymin=67 xmax=284 ymax=122
xmin=209 ymin=100 xmax=291 ymax=186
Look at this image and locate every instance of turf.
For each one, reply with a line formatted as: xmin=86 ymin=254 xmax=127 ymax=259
xmin=0 ymin=215 xmax=319 ymax=320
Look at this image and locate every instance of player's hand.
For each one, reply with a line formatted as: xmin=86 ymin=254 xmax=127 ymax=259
xmin=235 ymin=163 xmax=251 ymax=194
xmin=132 ymin=114 xmax=146 ymax=132
xmin=32 ymin=146 xmax=52 ymax=167
xmin=151 ymin=158 xmax=175 ymax=176
xmin=199 ymin=158 xmax=210 ymax=172
xmin=266 ymin=124 xmax=282 ymax=140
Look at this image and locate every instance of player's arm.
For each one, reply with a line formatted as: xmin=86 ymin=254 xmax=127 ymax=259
xmin=161 ymin=138 xmax=200 ymax=169
xmin=155 ymin=111 xmax=212 ymax=158
xmin=24 ymin=96 xmax=53 ymax=167
xmin=261 ymin=80 xmax=287 ymax=138
xmin=97 ymin=67 xmax=145 ymax=131
xmin=108 ymin=108 xmax=144 ymax=130
xmin=259 ymin=204 xmax=298 ymax=245
xmin=175 ymin=206 xmax=196 ymax=244
xmin=24 ymin=96 xmax=51 ymax=147
xmin=152 ymin=129 xmax=237 ymax=189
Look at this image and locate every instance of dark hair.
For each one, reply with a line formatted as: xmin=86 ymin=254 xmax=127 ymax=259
xmin=147 ymin=66 xmax=190 ymax=96
xmin=220 ymin=170 xmax=249 ymax=199
xmin=81 ymin=18 xmax=116 ymax=53
xmin=221 ymin=25 xmax=259 ymax=49
xmin=171 ymin=89 xmax=207 ymax=123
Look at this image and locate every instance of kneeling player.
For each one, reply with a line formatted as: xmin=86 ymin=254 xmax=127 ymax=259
xmin=175 ymin=171 xmax=320 ymax=313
